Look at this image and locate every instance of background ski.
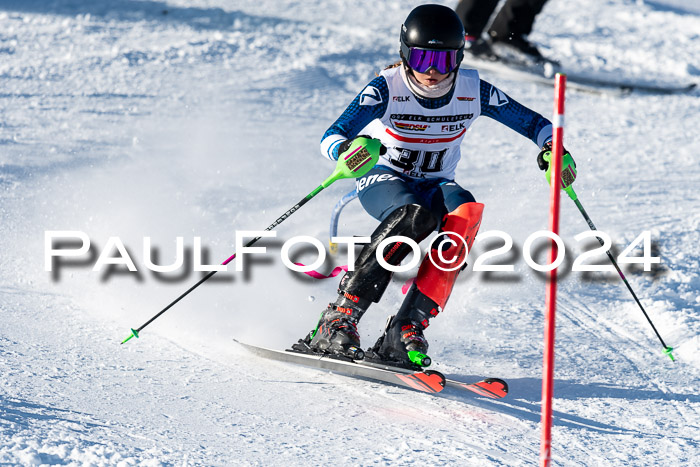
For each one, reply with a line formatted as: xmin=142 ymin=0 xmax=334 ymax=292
xmin=564 ymin=70 xmax=696 ymax=94
xmin=234 ymin=340 xmax=446 ymax=394
xmin=462 ymin=56 xmax=697 ymax=94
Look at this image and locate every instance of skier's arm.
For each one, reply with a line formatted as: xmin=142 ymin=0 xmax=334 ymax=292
xmin=478 ymin=79 xmax=553 ymax=147
xmin=478 ymin=80 xmax=576 ymax=178
xmin=320 ymin=76 xmax=390 ymax=161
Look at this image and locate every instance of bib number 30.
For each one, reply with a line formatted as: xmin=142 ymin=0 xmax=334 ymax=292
xmin=390 ymin=147 xmax=446 ymax=173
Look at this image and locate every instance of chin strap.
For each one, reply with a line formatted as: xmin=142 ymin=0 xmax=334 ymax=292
xmin=401 ymin=65 xmax=457 ymax=99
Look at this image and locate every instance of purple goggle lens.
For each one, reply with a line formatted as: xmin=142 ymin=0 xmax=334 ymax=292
xmin=406 ymin=48 xmax=458 ymax=74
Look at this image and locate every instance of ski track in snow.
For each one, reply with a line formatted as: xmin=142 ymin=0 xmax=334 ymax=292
xmin=1 ymin=0 xmax=699 ymax=464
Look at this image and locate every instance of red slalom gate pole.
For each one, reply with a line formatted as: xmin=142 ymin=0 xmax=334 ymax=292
xmin=541 ymin=73 xmax=566 ymax=466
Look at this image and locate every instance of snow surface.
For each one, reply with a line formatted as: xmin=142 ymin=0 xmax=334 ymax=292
xmin=1 ymin=0 xmax=699 ymax=464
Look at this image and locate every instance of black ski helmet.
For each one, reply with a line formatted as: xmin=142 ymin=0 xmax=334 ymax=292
xmin=400 ymin=4 xmax=465 ymax=71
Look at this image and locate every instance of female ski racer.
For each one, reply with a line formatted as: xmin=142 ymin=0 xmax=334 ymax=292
xmin=298 ymin=4 xmax=574 ymax=368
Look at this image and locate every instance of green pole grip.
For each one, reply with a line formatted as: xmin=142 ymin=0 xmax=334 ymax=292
xmin=322 ymin=137 xmax=381 ymax=188
xmin=544 ymin=151 xmax=577 ymax=197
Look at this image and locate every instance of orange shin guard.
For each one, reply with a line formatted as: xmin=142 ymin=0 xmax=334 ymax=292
xmin=414 ymin=202 xmax=484 ymax=309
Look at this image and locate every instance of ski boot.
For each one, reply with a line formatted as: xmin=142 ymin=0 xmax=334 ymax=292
xmin=464 ymin=35 xmax=498 ymax=61
xmin=294 ymin=204 xmax=438 ymax=361
xmin=306 ymin=293 xmax=371 ymax=360
xmin=489 ymin=34 xmax=560 ymax=71
xmin=368 ymin=284 xmax=438 ymax=370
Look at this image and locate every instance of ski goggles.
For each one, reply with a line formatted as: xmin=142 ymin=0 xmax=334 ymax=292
xmin=405 ymin=47 xmax=459 ymax=74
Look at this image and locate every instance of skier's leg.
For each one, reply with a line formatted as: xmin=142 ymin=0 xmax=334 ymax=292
xmin=374 ymin=201 xmax=484 ymax=366
xmin=413 ymin=201 xmax=484 ymax=309
xmin=456 ymin=0 xmax=501 ymax=59
xmin=455 ymin=0 xmax=501 ymax=38
xmin=488 ymin=0 xmax=548 ymax=40
xmin=309 ymin=169 xmax=438 ymax=356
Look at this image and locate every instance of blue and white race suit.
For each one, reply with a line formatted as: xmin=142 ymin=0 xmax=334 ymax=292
xmin=320 ymin=66 xmax=552 ymax=181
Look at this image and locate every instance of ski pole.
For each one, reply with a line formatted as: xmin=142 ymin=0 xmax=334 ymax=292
xmin=570 ymin=190 xmax=673 ymax=361
xmin=121 ymin=138 xmax=382 ymax=344
xmin=543 ymin=157 xmax=674 ymax=361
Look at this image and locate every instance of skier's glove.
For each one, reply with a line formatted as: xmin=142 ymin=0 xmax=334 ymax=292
xmin=537 ymin=141 xmax=577 ymax=189
xmin=337 ymin=135 xmax=387 ymax=159
xmin=537 ymin=141 xmax=575 ymax=171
